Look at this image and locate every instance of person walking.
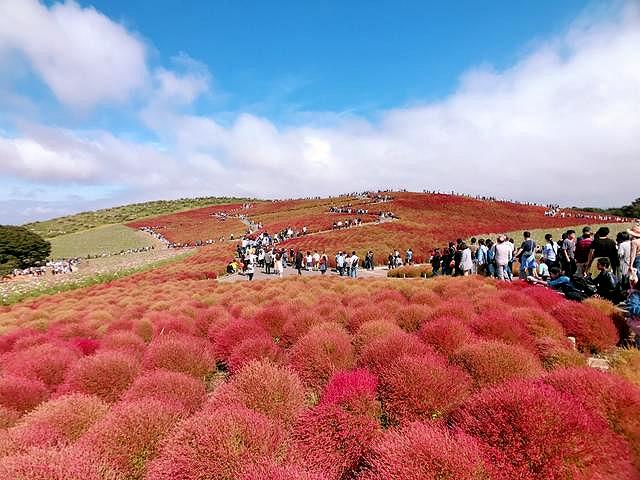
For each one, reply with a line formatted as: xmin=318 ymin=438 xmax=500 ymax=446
xmin=349 ymin=251 xmax=359 ymax=278
xmin=245 ymin=259 xmax=255 ymax=281
xmin=574 ymin=227 xmax=592 ymax=276
xmin=336 ymin=251 xmax=345 ymax=276
xmin=274 ymin=251 xmax=284 ymax=278
xmin=495 ymin=235 xmax=514 ymax=281
xmin=460 ymin=242 xmax=473 ymax=276
xmin=516 ymin=231 xmax=536 ymax=279
xmin=295 ymin=249 xmax=304 ymax=276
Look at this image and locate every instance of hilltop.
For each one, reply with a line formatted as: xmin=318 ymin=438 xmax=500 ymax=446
xmin=23 ymin=196 xmax=250 ymax=239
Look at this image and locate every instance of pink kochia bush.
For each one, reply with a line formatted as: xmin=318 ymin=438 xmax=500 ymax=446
xmin=290 ymin=403 xmax=381 ymax=480
xmin=452 ymin=339 xmax=544 ymax=388
xmin=357 ymin=330 xmax=431 ymax=375
xmin=454 ymin=379 xmax=638 ymax=479
xmin=542 ymin=367 xmax=640 ymax=468
xmin=287 ymin=323 xmax=355 ymax=391
xmin=227 ymin=334 xmax=285 ymax=372
xmin=551 ymin=301 xmax=618 ymax=353
xmin=239 ymin=462 xmax=328 ymax=480
xmin=0 ymin=447 xmax=102 ymax=480
xmin=0 ymin=375 xmax=49 ymax=413
xmin=143 ymin=333 xmax=214 ymax=378
xmin=122 ymin=369 xmax=206 ymax=414
xmin=1 ymin=394 xmax=108 ymax=454
xmin=146 ymin=405 xmax=286 ymax=480
xmin=1 ymin=342 xmax=79 ymax=389
xmin=360 ymin=421 xmax=489 ymax=480
xmin=57 ymin=351 xmax=140 ymax=402
xmin=319 ymin=369 xmax=380 ymax=418
xmin=378 ymin=354 xmax=472 ymax=424
xmin=78 ymin=398 xmax=184 ymax=480
xmin=209 ymin=360 xmax=306 ymax=427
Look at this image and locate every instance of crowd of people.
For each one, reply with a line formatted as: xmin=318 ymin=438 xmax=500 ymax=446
xmin=10 ymin=258 xmax=80 ymax=278
xmin=426 ymin=224 xmax=640 ymax=309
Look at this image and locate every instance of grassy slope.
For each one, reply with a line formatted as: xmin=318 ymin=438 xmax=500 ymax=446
xmin=49 ymin=224 xmax=156 ymax=259
xmin=479 ymin=222 xmax=636 ymax=246
xmin=24 ymin=196 xmax=250 ymax=238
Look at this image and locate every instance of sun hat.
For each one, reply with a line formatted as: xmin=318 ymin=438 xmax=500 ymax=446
xmin=628 ymin=225 xmax=640 ymax=238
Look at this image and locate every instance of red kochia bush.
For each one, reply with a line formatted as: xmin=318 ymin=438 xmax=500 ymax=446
xmin=209 ymin=360 xmax=305 ymax=427
xmin=57 ymin=351 xmax=140 ymax=402
xmin=0 ymin=376 xmax=49 ymax=413
xmin=357 ymin=330 xmax=431 ymax=375
xmin=353 ymin=320 xmax=402 ymax=351
xmin=394 ymin=304 xmax=433 ymax=332
xmin=69 ymin=337 xmax=100 ymax=355
xmin=122 ymin=369 xmax=206 ymax=414
xmin=146 ymin=406 xmax=286 ymax=480
xmin=0 ymin=447 xmax=101 ymax=480
xmin=78 ymin=399 xmax=184 ymax=480
xmin=542 ymin=367 xmax=640 ymax=468
xmin=0 ymin=406 xmax=19 ymax=428
xmin=239 ymin=462 xmax=328 ymax=480
xmin=360 ymin=421 xmax=489 ymax=480
xmin=2 ymin=342 xmax=79 ymax=389
xmin=452 ymin=340 xmax=544 ymax=388
xmin=469 ymin=310 xmax=536 ymax=352
xmin=454 ymin=380 xmax=637 ymax=480
xmin=419 ymin=316 xmax=474 ymax=357
xmin=320 ymin=369 xmax=380 ymax=418
xmin=290 ymin=403 xmax=381 ymax=480
xmin=8 ymin=394 xmax=108 ymax=449
xmin=551 ymin=301 xmax=618 ymax=353
xmin=287 ymin=323 xmax=354 ymax=391
xmin=210 ymin=318 xmax=267 ymax=362
xmin=143 ymin=333 xmax=215 ymax=378
xmin=227 ymin=335 xmax=285 ymax=372
xmin=98 ymin=330 xmax=147 ymax=358
xmin=378 ymin=354 xmax=471 ymax=424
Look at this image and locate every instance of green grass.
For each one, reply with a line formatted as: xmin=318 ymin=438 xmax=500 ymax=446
xmin=24 ymin=196 xmax=251 ymax=238
xmin=0 ymin=252 xmax=192 ymax=306
xmin=49 ymin=224 xmax=155 ymax=259
xmin=498 ymin=222 xmax=635 ymax=246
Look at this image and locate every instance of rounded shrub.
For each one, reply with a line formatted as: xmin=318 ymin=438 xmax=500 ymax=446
xmin=319 ymin=369 xmax=380 ymax=418
xmin=360 ymin=421 xmax=489 ymax=480
xmin=0 ymin=375 xmax=49 ymax=413
xmin=143 ymin=333 xmax=215 ymax=378
xmin=228 ymin=335 xmax=285 ymax=372
xmin=287 ymin=323 xmax=355 ymax=391
xmin=2 ymin=342 xmax=79 ymax=389
xmin=123 ymin=369 xmax=206 ymax=414
xmin=57 ymin=351 xmax=140 ymax=402
xmin=353 ymin=320 xmax=401 ymax=351
xmin=290 ymin=403 xmax=381 ymax=480
xmin=451 ymin=340 xmax=544 ymax=388
xmin=98 ymin=331 xmax=147 ymax=358
xmin=378 ymin=354 xmax=471 ymax=424
xmin=454 ymin=380 xmax=637 ymax=479
xmin=238 ymin=462 xmax=328 ymax=480
xmin=550 ymin=301 xmax=618 ymax=353
xmin=209 ymin=360 xmax=306 ymax=427
xmin=78 ymin=398 xmax=184 ymax=480
xmin=394 ymin=304 xmax=433 ymax=333
xmin=542 ymin=367 xmax=640 ymax=468
xmin=358 ymin=330 xmax=431 ymax=375
xmin=145 ymin=405 xmax=286 ymax=480
xmin=419 ymin=316 xmax=474 ymax=357
xmin=210 ymin=318 xmax=267 ymax=362
xmin=0 ymin=447 xmax=101 ymax=480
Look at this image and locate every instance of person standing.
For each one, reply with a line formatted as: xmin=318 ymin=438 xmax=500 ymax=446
xmin=561 ymin=230 xmax=577 ymax=277
xmin=336 ymin=251 xmax=345 ymax=276
xmin=629 ymin=225 xmax=640 ymax=276
xmin=476 ymin=239 xmax=488 ymax=275
xmin=295 ymin=249 xmax=304 ymax=276
xmin=459 ymin=242 xmax=473 ymax=276
xmin=495 ymin=236 xmax=514 ymax=281
xmin=617 ymin=232 xmax=631 ymax=286
xmin=430 ymin=248 xmax=442 ymax=276
xmin=245 ymin=259 xmax=255 ymax=281
xmin=516 ymin=231 xmax=536 ymax=279
xmin=274 ymin=251 xmax=284 ymax=278
xmin=349 ymin=251 xmax=359 ymax=278
xmin=574 ymin=227 xmax=592 ymax=276
xmin=542 ymin=234 xmax=558 ymax=269
xmin=587 ymin=227 xmax=619 ymax=277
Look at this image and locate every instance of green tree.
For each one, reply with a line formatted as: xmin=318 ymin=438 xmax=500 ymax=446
xmin=0 ymin=225 xmax=51 ymax=276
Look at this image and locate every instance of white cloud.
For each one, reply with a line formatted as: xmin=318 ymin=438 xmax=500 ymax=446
xmin=0 ymin=0 xmax=148 ymax=109
xmin=2 ymin=2 xmax=640 ymax=224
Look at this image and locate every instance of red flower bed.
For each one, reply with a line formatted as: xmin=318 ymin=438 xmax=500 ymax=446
xmin=550 ymin=301 xmax=618 ymax=353
xmin=454 ymin=379 xmax=637 ymax=479
xmin=146 ymin=406 xmax=286 ymax=480
xmin=360 ymin=421 xmax=489 ymax=480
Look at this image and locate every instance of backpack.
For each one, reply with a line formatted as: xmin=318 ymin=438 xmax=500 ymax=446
xmin=561 ymin=276 xmax=597 ymax=302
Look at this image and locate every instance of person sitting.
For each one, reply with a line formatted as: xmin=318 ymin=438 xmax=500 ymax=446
xmin=593 ymin=257 xmax=623 ymax=304
xmin=537 ymin=258 xmax=550 ymax=281
xmin=529 ymin=266 xmax=571 ymax=290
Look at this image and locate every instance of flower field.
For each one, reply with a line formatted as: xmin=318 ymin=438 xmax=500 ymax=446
xmin=126 ymin=192 xmax=604 ymax=262
xmin=0 ymin=272 xmax=638 ymax=479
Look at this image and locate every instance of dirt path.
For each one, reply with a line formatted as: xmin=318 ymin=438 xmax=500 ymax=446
xmin=218 ymin=265 xmax=389 ymax=283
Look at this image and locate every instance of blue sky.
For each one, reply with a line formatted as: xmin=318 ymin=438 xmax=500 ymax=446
xmin=1 ymin=0 xmax=639 ymax=224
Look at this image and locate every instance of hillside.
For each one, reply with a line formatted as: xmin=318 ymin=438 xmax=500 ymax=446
xmin=24 ymin=196 xmax=250 ymax=239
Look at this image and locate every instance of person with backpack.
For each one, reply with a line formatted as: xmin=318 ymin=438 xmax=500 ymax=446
xmin=587 ymin=227 xmax=619 ymax=277
xmin=574 ymin=227 xmax=592 ymax=276
xmin=542 ymin=234 xmax=559 ymax=269
xmin=515 ymin=231 xmax=536 ymax=279
xmin=593 ymin=257 xmax=623 ymax=304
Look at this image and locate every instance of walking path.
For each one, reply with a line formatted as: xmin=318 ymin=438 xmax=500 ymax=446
xmin=218 ymin=265 xmax=388 ymax=283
